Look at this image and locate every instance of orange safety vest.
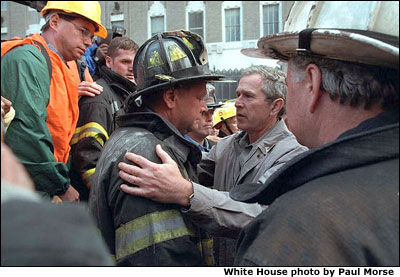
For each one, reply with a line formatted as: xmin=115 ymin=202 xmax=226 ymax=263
xmin=1 ymin=33 xmax=79 ymax=164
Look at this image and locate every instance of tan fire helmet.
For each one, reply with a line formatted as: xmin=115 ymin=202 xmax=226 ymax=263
xmin=241 ymin=1 xmax=399 ymax=69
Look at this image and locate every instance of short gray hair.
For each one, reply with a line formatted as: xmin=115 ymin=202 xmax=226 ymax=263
xmin=241 ymin=65 xmax=287 ymax=117
xmin=289 ymin=56 xmax=399 ymax=110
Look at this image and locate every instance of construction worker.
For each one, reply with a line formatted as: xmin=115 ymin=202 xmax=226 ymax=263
xmin=88 ymin=30 xmax=224 ymax=266
xmin=231 ymin=1 xmax=399 ymax=266
xmin=184 ymin=83 xmax=222 ymax=152
xmin=213 ymin=101 xmax=239 ymax=138
xmin=1 ymin=1 xmax=107 ymax=202
xmin=70 ymin=36 xmax=139 ymax=201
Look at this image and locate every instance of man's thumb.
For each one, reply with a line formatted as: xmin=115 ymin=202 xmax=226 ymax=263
xmin=156 ymin=144 xmax=175 ymax=164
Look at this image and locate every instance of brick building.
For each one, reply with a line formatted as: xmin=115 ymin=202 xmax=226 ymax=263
xmin=1 ymin=1 xmax=293 ymax=100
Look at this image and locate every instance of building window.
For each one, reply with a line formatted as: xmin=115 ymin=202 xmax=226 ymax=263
xmin=225 ymin=8 xmax=240 ymax=42
xmin=148 ymin=1 xmax=166 ymax=38
xmin=186 ymin=1 xmax=205 ymax=39
xmin=112 ymin=21 xmax=124 ymax=28
xmin=151 ymin=16 xmax=164 ymax=36
xmin=188 ymin=11 xmax=204 ymax=38
xmin=1 ymin=27 xmax=7 ymax=41
xmin=1 ymin=1 xmax=7 ymax=11
xmin=111 ymin=14 xmax=124 ymax=29
xmin=263 ymin=4 xmax=279 ymax=36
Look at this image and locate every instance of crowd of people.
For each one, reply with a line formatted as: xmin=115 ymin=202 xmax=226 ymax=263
xmin=1 ymin=0 xmax=398 ymax=267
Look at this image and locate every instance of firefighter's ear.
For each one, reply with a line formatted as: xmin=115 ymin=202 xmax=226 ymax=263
xmin=163 ymin=88 xmax=177 ymax=109
xmin=304 ymin=64 xmax=323 ymax=113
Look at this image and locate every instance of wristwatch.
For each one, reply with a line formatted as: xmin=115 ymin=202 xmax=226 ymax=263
xmin=188 ymin=192 xmax=194 ymax=206
xmin=182 ymin=187 xmax=195 ymax=211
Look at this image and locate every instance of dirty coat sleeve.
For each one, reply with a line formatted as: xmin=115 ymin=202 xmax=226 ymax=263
xmin=182 ymin=183 xmax=267 ymax=238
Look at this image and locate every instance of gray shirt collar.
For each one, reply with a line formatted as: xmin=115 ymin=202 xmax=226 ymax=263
xmin=46 ymin=41 xmax=66 ymax=63
xmin=237 ymin=119 xmax=283 ymax=154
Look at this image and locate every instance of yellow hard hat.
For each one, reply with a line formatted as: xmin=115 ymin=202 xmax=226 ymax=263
xmin=212 ymin=102 xmax=236 ymax=127
xmin=41 ymin=1 xmax=107 ymax=39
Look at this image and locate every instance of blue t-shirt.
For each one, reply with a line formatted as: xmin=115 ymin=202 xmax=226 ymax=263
xmin=184 ymin=134 xmax=210 ymax=152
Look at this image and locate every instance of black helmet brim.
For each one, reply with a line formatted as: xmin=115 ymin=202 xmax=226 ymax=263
xmin=133 ymin=73 xmax=225 ymax=99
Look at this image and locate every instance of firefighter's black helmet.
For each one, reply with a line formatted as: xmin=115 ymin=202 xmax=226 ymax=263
xmin=132 ymin=30 xmax=224 ymax=100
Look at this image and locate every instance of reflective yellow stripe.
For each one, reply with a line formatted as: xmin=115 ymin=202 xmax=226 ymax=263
xmin=74 ymin=122 xmax=109 ymax=138
xmin=82 ymin=168 xmax=96 ymax=180
xmin=116 ymin=227 xmax=190 ymax=260
xmin=82 ymin=168 xmax=96 ymax=189
xmin=204 ymin=255 xmax=215 ymax=266
xmin=200 ymin=239 xmax=215 ymax=266
xmin=71 ymin=132 xmax=106 ymax=147
xmin=115 ymin=210 xmax=191 ymax=260
xmin=71 ymin=122 xmax=109 ymax=146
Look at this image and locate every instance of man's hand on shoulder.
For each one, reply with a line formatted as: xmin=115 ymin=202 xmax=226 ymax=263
xmin=119 ymin=144 xmax=194 ymax=207
xmin=78 ymin=81 xmax=103 ymax=98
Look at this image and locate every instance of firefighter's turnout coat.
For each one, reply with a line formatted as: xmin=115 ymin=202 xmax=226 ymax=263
xmin=232 ymin=108 xmax=399 ymax=266
xmin=89 ymin=109 xmax=214 ymax=266
xmin=70 ymin=65 xmax=136 ymax=200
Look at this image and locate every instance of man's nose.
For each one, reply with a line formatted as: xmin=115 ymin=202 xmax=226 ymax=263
xmin=84 ymin=39 xmax=93 ymax=48
xmin=205 ymin=112 xmax=213 ymax=122
xmin=200 ymin=101 xmax=207 ymax=112
xmin=235 ymin=96 xmax=242 ymax=108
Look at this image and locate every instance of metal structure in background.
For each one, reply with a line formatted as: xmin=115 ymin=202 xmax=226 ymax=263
xmin=13 ymin=1 xmax=47 ymax=12
xmin=210 ymin=63 xmax=283 ymax=102
xmin=210 ymin=69 xmax=242 ymax=102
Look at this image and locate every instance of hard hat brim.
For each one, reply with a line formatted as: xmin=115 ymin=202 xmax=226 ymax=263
xmin=207 ymin=103 xmax=223 ymax=109
xmin=93 ymin=24 xmax=108 ymax=39
xmin=242 ymin=29 xmax=399 ymax=69
xmin=41 ymin=6 xmax=107 ymax=39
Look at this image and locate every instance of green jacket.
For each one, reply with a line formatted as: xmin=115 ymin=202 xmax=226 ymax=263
xmin=1 ymin=44 xmax=70 ymax=197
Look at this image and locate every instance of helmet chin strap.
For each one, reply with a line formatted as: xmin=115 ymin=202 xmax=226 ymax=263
xmin=223 ymin=121 xmax=234 ymax=135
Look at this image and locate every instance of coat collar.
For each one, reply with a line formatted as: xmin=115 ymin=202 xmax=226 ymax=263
xmin=230 ymin=109 xmax=399 ymax=205
xmin=235 ymin=119 xmax=291 ymax=155
xmin=117 ymin=110 xmax=202 ymax=165
xmin=98 ymin=65 xmax=136 ymax=98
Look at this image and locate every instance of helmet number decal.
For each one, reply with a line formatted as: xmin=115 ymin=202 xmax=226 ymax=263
xmin=168 ymin=45 xmax=187 ymax=62
xmin=148 ymin=51 xmax=164 ymax=68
